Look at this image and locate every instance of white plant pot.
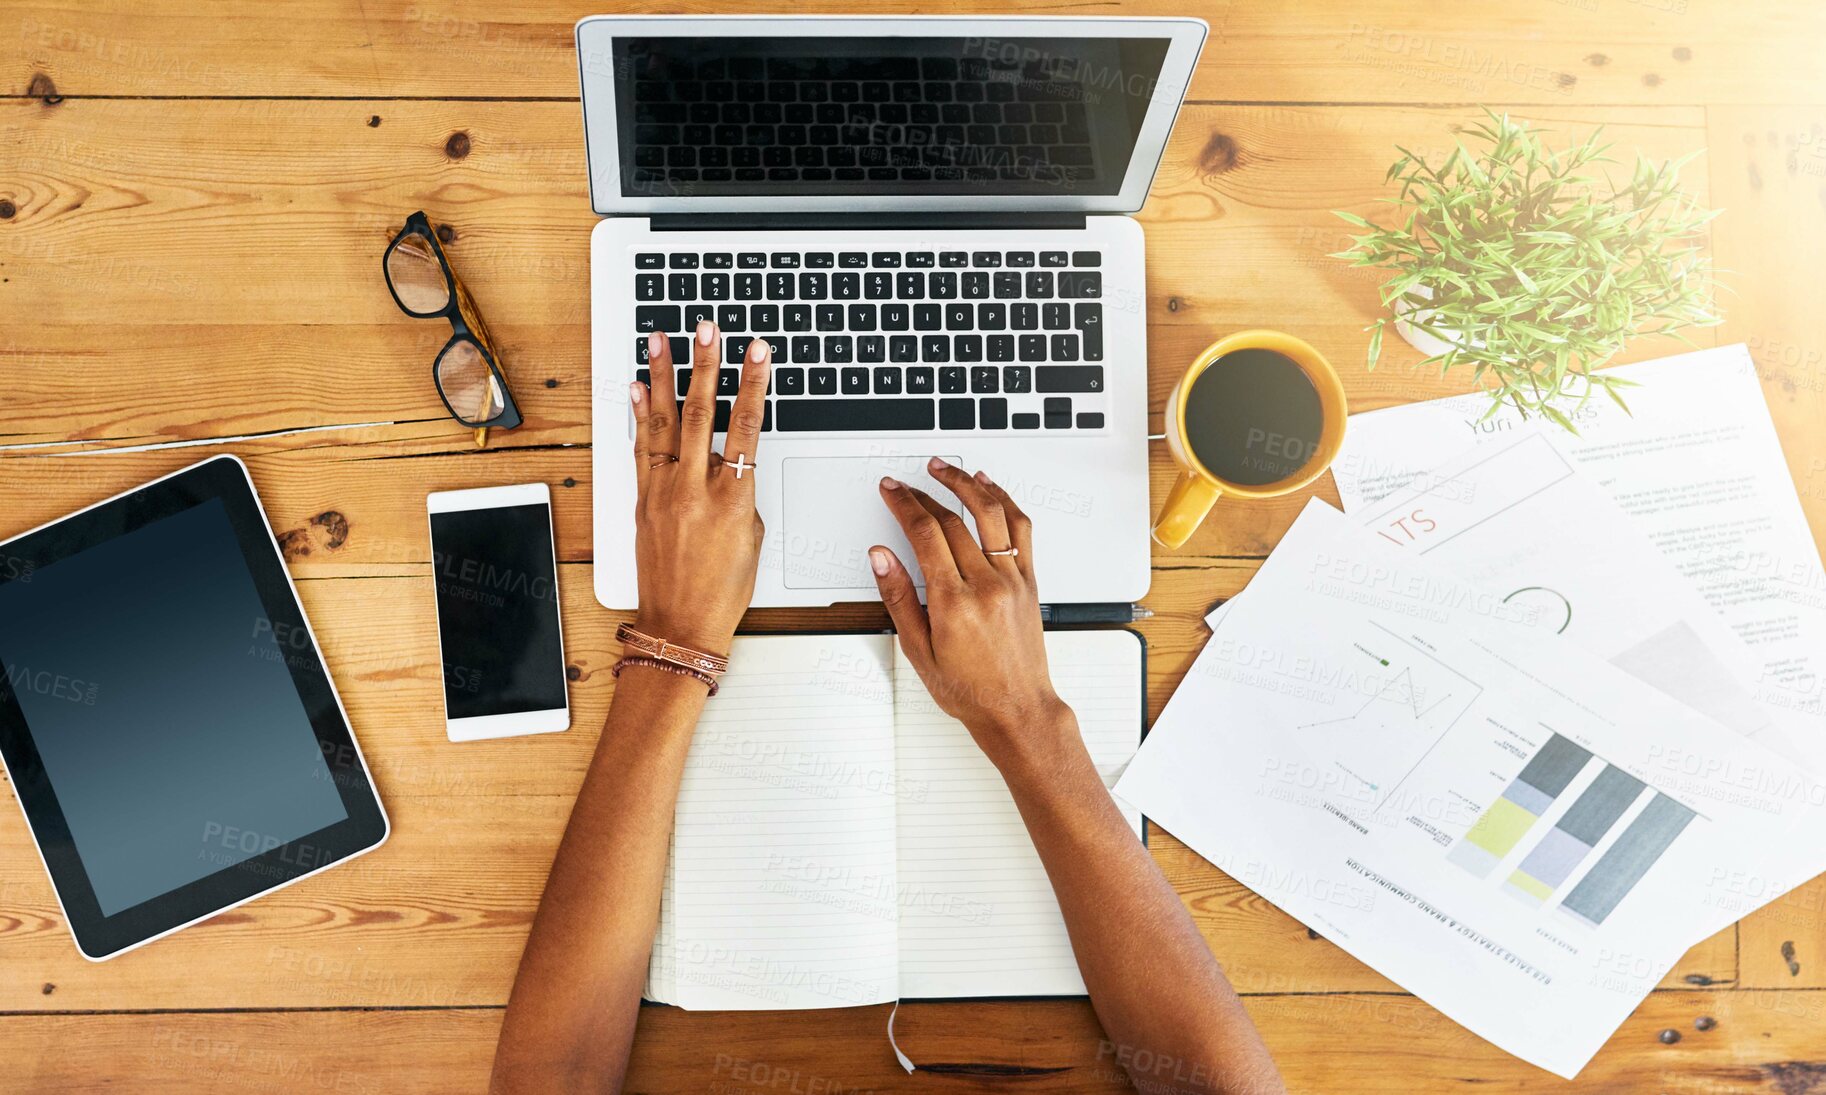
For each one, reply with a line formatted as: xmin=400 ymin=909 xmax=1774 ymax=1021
xmin=1391 ymin=286 xmax=1478 ymax=357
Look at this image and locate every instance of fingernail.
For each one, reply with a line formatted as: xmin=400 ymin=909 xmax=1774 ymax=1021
xmin=648 ymin=330 xmax=663 ymax=356
xmin=869 ymin=548 xmax=892 ymax=576
xmin=928 ymin=455 xmax=949 ymax=472
xmin=629 ymin=381 xmax=644 ymax=404
xmin=697 ymin=320 xmax=715 ymax=346
xmin=749 ymin=338 xmax=768 ymax=363
xmin=881 ymin=476 xmax=902 ymax=490
xmin=975 ymin=470 xmax=992 ymax=485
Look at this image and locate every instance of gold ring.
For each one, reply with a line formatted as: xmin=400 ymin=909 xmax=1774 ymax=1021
xmin=984 ymin=546 xmax=1019 ymax=557
xmin=647 ymin=455 xmax=678 ymax=468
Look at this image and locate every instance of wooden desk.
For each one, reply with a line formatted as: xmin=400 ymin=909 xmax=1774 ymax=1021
xmin=4 ymin=3 xmax=1824 ymax=1090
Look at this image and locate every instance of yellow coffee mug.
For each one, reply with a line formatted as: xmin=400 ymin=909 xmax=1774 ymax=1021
xmin=1152 ymin=330 xmax=1348 ymax=549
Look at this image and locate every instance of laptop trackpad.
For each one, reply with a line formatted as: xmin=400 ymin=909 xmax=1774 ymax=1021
xmin=780 ymin=454 xmax=959 ymax=590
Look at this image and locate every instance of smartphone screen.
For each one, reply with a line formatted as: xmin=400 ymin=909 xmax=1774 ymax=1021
xmin=428 ymin=494 xmax=567 ymax=730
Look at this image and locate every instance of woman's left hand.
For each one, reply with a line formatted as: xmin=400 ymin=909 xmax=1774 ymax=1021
xmin=628 ymin=320 xmax=771 ymax=655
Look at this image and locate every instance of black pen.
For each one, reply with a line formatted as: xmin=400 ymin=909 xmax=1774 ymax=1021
xmin=1039 ymin=603 xmax=1154 ymax=624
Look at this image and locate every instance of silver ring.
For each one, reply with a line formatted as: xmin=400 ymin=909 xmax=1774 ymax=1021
xmin=984 ymin=546 xmax=1019 ymax=557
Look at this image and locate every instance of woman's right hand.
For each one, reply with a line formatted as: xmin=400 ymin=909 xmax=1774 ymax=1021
xmin=867 ymin=459 xmax=1078 ymax=774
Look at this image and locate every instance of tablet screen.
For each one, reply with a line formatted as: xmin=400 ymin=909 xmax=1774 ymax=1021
xmin=0 ymin=496 xmax=349 ymax=916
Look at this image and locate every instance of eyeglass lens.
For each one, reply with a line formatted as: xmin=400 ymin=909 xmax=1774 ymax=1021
xmin=438 ymin=339 xmax=505 ymax=425
xmin=387 ymin=233 xmax=452 ymax=314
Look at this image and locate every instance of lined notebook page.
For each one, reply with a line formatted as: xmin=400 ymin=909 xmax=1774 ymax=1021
xmin=893 ymin=629 xmax=1144 ymax=999
xmin=662 ymin=634 xmax=903 ymax=1010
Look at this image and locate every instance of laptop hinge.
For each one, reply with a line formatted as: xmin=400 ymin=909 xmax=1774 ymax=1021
xmin=647 ymin=211 xmax=1089 ymax=233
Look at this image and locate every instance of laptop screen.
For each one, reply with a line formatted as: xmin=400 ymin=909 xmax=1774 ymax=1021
xmin=608 ymin=36 xmax=1174 ymax=201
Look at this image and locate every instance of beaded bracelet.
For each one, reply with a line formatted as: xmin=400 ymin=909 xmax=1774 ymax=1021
xmin=611 ymin=655 xmax=719 ymax=696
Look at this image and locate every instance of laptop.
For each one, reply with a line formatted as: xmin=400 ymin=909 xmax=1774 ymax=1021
xmin=579 ymin=16 xmax=1207 ymax=609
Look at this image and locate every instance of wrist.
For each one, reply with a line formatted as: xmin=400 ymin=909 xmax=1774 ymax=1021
xmin=978 ymin=699 xmax=1089 ymax=785
xmin=628 ymin=613 xmax=735 ymax=658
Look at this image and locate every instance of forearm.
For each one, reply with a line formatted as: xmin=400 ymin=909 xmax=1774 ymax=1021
xmin=993 ymin=711 xmax=1284 ymax=1095
xmin=490 ymin=669 xmax=709 ymax=1094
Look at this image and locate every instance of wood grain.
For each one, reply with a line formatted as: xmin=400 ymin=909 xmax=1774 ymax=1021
xmin=2 ymin=1 xmax=1824 ymax=1089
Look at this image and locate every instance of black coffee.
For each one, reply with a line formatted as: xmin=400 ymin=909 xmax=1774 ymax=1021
xmin=1182 ymin=348 xmax=1324 ymax=487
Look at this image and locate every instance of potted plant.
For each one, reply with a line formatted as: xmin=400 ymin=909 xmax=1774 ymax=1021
xmin=1332 ymin=110 xmax=1720 ymax=430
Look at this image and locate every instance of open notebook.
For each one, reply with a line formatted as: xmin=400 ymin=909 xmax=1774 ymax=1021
xmin=645 ymin=629 xmax=1144 ymax=1010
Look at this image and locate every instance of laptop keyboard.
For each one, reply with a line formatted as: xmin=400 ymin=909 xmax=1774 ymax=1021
xmin=632 ymin=248 xmax=1107 ymax=433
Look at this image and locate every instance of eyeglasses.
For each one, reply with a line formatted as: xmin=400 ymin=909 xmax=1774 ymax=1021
xmin=383 ymin=211 xmax=522 ymax=446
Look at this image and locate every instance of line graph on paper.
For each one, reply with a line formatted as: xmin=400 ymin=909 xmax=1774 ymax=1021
xmin=1294 ymin=623 xmax=1483 ymax=811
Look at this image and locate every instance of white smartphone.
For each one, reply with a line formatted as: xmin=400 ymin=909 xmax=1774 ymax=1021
xmin=426 ymin=483 xmax=570 ymax=741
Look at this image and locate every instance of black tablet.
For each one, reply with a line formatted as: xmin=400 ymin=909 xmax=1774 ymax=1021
xmin=0 ymin=455 xmax=388 ymax=959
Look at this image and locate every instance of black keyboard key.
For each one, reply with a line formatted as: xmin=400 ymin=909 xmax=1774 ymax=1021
xmin=735 ymin=273 xmax=763 ymax=301
xmin=771 ymin=252 xmax=801 ymax=268
xmin=716 ymin=304 xmax=746 ymax=332
xmin=1018 ymin=334 xmax=1047 ymax=361
xmin=684 ymin=303 xmax=715 ymax=330
xmin=939 ymin=397 xmax=975 ymax=430
xmin=1059 ymin=271 xmax=1102 ymax=298
xmin=955 ymin=335 xmax=983 ymax=362
xmin=1039 ymin=250 xmax=1068 ymax=267
xmin=738 ymin=252 xmax=767 ymax=268
xmin=907 ymin=366 xmax=935 ymax=394
xmin=1025 ymin=271 xmax=1054 ymax=298
xmin=897 ymin=272 xmax=926 ymax=299
xmin=717 ymin=368 xmax=742 ymax=397
xmin=1007 ymin=251 xmax=1035 ymax=267
xmin=1076 ymin=412 xmax=1104 ymax=429
xmin=1013 ymin=412 xmax=1041 ymax=429
xmin=921 ymin=334 xmax=950 ymax=362
xmin=775 ymin=367 xmax=806 ymax=395
xmin=1042 ymin=302 xmax=1070 ymax=330
xmin=636 ymin=252 xmax=665 ymax=269
xmin=832 ymin=272 xmax=860 ymax=300
xmin=767 ymin=272 xmax=795 ymax=300
xmin=816 ymin=304 xmax=844 ymax=331
xmin=633 ymin=335 xmax=691 ymax=365
xmin=929 ymin=271 xmax=957 ymax=299
xmin=702 ymin=273 xmax=730 ymax=301
xmin=978 ymin=303 xmax=1007 ymax=330
xmin=635 ymin=305 xmax=681 ymax=333
xmin=1071 ymin=250 xmax=1101 ymax=267
xmin=1003 ymin=365 xmax=1032 ymax=393
xmin=839 ymin=251 xmax=868 ymax=268
xmin=848 ymin=304 xmax=877 ymax=331
xmin=979 ymin=397 xmax=1008 ymax=430
xmin=939 ymin=251 xmax=969 ymax=268
xmin=945 ymin=303 xmax=973 ymax=331
xmin=938 ymin=366 xmax=967 ymax=393
xmin=962 ymin=271 xmax=989 ymax=298
xmin=799 ymin=273 xmax=828 ymax=299
xmin=705 ymin=252 xmax=734 ymax=269
xmin=751 ymin=304 xmax=780 ymax=332
xmin=908 ymin=251 xmax=936 ymax=267
xmin=1038 ymin=365 xmax=1103 ymax=392
xmin=881 ymin=304 xmax=909 ymax=331
xmin=1011 ymin=303 xmax=1039 ymax=331
xmin=858 ymin=335 xmax=886 ymax=362
xmin=993 ymin=272 xmax=1022 ymax=299
xmin=871 ymin=252 xmax=902 ymax=268
xmin=809 ymin=367 xmax=837 ymax=394
xmin=806 ymin=252 xmax=835 ymax=268
xmin=791 ymin=335 xmax=821 ymax=363
xmin=971 ymin=251 xmax=1002 ymax=267
xmin=784 ymin=304 xmax=812 ymax=331
xmin=1079 ymin=318 xmax=1104 ymax=359
xmin=668 ymin=273 xmax=698 ymax=299
xmin=779 ymin=398 xmax=936 ymax=432
xmin=826 ymin=336 xmax=854 ymax=363
xmin=1044 ymin=397 xmax=1072 ymax=429
xmin=873 ymin=367 xmax=903 ymax=394
xmin=914 ymin=304 xmax=942 ymax=332
xmin=636 ymin=273 xmax=664 ymax=301
xmin=890 ymin=335 xmax=919 ymax=362
xmin=865 ymin=272 xmax=892 ymax=299
xmin=668 ymin=253 xmax=700 ymax=269
xmin=841 ymin=366 xmax=869 ymax=393
xmin=987 ymin=334 xmax=1015 ymax=362
xmin=1051 ymin=333 xmax=1080 ymax=361
xmin=970 ymin=364 xmax=999 ymax=393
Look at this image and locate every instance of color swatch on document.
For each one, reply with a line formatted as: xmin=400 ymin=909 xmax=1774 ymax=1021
xmin=1448 ymin=734 xmax=1592 ymax=878
xmin=1560 ymin=793 xmax=1696 ymax=927
xmin=1503 ymin=765 xmax=1645 ymax=903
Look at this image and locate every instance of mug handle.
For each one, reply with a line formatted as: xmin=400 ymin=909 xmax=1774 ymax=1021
xmin=1151 ymin=471 xmax=1221 ymax=549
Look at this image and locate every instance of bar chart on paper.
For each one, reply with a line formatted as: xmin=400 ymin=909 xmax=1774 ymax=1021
xmin=1448 ymin=732 xmax=1700 ymax=927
